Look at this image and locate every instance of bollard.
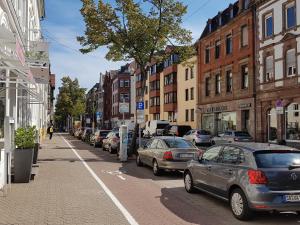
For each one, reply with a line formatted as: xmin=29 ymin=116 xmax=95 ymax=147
xmin=119 ymin=125 xmax=128 ymax=162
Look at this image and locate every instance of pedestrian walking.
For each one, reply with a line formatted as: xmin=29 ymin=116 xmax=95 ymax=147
xmin=48 ymin=122 xmax=54 ymax=140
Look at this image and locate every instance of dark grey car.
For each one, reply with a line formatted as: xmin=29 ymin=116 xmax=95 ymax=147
xmin=183 ymin=143 xmax=300 ymax=220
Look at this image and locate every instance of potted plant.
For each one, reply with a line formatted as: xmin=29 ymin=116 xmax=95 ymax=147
xmin=14 ymin=126 xmax=36 ymax=183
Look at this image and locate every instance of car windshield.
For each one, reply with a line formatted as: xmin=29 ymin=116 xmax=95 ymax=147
xmin=164 ymin=138 xmax=194 ymax=148
xmin=100 ymin=131 xmax=110 ymax=137
xmin=157 ymin=124 xmax=169 ymax=129
xmin=197 ymin=130 xmax=211 ymax=135
xmin=255 ymin=151 xmax=300 ymax=168
xmin=234 ymin=131 xmax=250 ymax=137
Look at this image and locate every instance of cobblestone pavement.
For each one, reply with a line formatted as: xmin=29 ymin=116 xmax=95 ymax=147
xmin=0 ymin=134 xmax=129 ymax=225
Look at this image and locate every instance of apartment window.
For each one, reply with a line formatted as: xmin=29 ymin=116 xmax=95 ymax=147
xmin=265 ymin=55 xmax=274 ymax=82
xmin=215 ymin=40 xmax=220 ymax=59
xmin=226 ymin=34 xmax=232 ymax=54
xmin=150 ymin=97 xmax=160 ymax=107
xmin=190 ymin=87 xmax=194 ymax=100
xmin=226 ymin=70 xmax=232 ymax=93
xmin=241 ymin=25 xmax=248 ymax=47
xmin=191 ymin=109 xmax=195 ymax=122
xmin=243 ymin=0 xmax=250 ymax=9
xmin=185 ymin=89 xmax=189 ymax=101
xmin=185 ymin=68 xmax=189 ymax=80
xmin=294 ymin=104 xmax=299 ymax=117
xmin=124 ymin=80 xmax=130 ymax=87
xmin=164 ymin=73 xmax=177 ymax=86
xmin=120 ymin=80 xmax=124 ymax=87
xmin=215 ymin=74 xmax=221 ymax=95
xmin=205 ymin=77 xmax=211 ymax=96
xmin=185 ymin=109 xmax=189 ymax=122
xmin=164 ymin=92 xmax=177 ymax=104
xmin=145 ymin=100 xmax=148 ymax=109
xmin=264 ymin=13 xmax=273 ymax=38
xmin=205 ymin=46 xmax=210 ymax=63
xmin=286 ymin=49 xmax=296 ymax=76
xmin=190 ymin=67 xmax=194 ymax=79
xmin=285 ymin=2 xmax=296 ymax=29
xmin=241 ymin=65 xmax=249 ymax=89
xmin=150 ymin=80 xmax=160 ymax=91
xmin=120 ymin=93 xmax=129 ymax=102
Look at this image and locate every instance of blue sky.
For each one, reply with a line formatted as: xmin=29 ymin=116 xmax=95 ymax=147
xmin=42 ymin=0 xmax=235 ymax=93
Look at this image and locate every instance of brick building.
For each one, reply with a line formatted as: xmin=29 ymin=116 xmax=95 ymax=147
xmin=198 ymin=0 xmax=256 ymax=137
xmin=102 ymin=71 xmax=114 ymax=129
xmin=255 ymin=0 xmax=300 ymax=147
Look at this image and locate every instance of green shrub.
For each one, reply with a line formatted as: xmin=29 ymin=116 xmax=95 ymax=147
xmin=15 ymin=126 xmax=37 ymax=149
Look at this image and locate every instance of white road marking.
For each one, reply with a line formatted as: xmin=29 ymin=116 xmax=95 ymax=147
xmin=62 ymin=136 xmax=138 ymax=225
xmin=117 ymin=175 xmax=126 ymax=181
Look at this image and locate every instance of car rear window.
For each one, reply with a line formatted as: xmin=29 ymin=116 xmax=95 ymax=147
xmin=254 ymin=151 xmax=300 ymax=168
xmin=157 ymin=124 xmax=169 ymax=129
xmin=234 ymin=131 xmax=250 ymax=137
xmin=164 ymin=139 xmax=194 ymax=148
xmin=100 ymin=131 xmax=110 ymax=137
xmin=197 ymin=130 xmax=211 ymax=135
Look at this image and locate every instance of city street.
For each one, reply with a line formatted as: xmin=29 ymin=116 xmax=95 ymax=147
xmin=2 ymin=134 xmax=297 ymax=225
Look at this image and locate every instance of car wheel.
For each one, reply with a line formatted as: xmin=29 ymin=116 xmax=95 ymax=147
xmin=184 ymin=171 xmax=196 ymax=193
xmin=153 ymin=160 xmax=162 ymax=176
xmin=136 ymin=154 xmax=143 ymax=167
xmin=211 ymin=140 xmax=215 ymax=145
xmin=230 ymin=188 xmax=253 ymax=221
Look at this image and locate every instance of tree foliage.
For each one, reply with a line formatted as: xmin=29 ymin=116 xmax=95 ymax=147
xmin=55 ymin=77 xmax=86 ymax=125
xmin=78 ymin=0 xmax=194 ymax=75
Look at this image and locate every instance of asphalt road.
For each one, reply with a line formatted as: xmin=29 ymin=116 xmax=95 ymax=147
xmin=64 ymin=134 xmax=300 ymax=225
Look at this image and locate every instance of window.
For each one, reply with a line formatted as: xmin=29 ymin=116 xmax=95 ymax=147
xmin=120 ymin=93 xmax=129 ymax=102
xmin=164 ymin=92 xmax=177 ymax=104
xmin=202 ymin=146 xmax=222 ymax=162
xmin=150 ymin=64 xmax=157 ymax=75
xmin=205 ymin=77 xmax=211 ymax=96
xmin=205 ymin=46 xmax=210 ymax=63
xmin=241 ymin=25 xmax=248 ymax=47
xmin=285 ymin=2 xmax=296 ymax=29
xmin=185 ymin=68 xmax=189 ymax=80
xmin=221 ymin=146 xmax=244 ymax=164
xmin=120 ymin=80 xmax=124 ymax=87
xmin=185 ymin=89 xmax=189 ymax=101
xmin=286 ymin=49 xmax=296 ymax=76
xmin=226 ymin=70 xmax=232 ymax=93
xmin=286 ymin=103 xmax=300 ymax=141
xmin=164 ymin=73 xmax=177 ymax=86
xmin=241 ymin=65 xmax=249 ymax=89
xmin=145 ymin=100 xmax=148 ymax=109
xmin=168 ymin=111 xmax=176 ymax=122
xmin=190 ymin=87 xmax=194 ymax=100
xmin=190 ymin=67 xmax=194 ymax=79
xmin=150 ymin=97 xmax=160 ymax=106
xmin=150 ymin=80 xmax=160 ymax=91
xmin=124 ymin=80 xmax=130 ymax=87
xmin=264 ymin=13 xmax=273 ymax=38
xmin=243 ymin=0 xmax=249 ymax=9
xmin=226 ymin=34 xmax=232 ymax=54
xmin=185 ymin=109 xmax=189 ymax=122
xmin=215 ymin=40 xmax=220 ymax=59
xmin=265 ymin=55 xmax=274 ymax=82
xmin=191 ymin=109 xmax=195 ymax=122
xmin=215 ymin=74 xmax=221 ymax=95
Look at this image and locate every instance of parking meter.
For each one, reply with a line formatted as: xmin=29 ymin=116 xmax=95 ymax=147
xmin=119 ymin=125 xmax=128 ymax=162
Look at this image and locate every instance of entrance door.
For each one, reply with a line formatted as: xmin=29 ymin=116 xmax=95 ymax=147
xmin=241 ymin=110 xmax=250 ymax=132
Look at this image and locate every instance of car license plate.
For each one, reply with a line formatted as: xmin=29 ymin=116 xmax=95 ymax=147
xmin=285 ymin=194 xmax=300 ymax=202
xmin=180 ymin=153 xmax=194 ymax=158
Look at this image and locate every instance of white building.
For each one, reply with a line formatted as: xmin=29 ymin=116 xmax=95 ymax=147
xmin=0 ymin=0 xmax=50 ymax=190
xmin=255 ymin=0 xmax=300 ymax=147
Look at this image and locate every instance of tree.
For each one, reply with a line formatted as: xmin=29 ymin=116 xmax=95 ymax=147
xmin=55 ymin=77 xmax=86 ymax=129
xmin=78 ymin=0 xmax=194 ymax=153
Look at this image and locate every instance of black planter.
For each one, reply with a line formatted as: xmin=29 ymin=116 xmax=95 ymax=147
xmin=33 ymin=143 xmax=39 ymax=164
xmin=14 ymin=148 xmax=34 ymax=183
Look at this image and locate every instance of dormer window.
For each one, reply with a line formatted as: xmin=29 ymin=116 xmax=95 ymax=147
xmin=208 ymin=23 xmax=212 ymax=32
xmin=243 ymin=0 xmax=250 ymax=9
xmin=218 ymin=15 xmax=222 ymax=26
xmin=230 ymin=8 xmax=234 ymax=18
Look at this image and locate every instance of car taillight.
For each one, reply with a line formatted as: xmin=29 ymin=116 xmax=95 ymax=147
xmin=163 ymin=151 xmax=173 ymax=161
xmin=234 ymin=138 xmax=239 ymax=141
xmin=248 ymin=169 xmax=268 ymax=185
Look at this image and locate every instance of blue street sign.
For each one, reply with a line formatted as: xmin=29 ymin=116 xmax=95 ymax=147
xmin=96 ymin=112 xmax=103 ymax=118
xmin=136 ymin=102 xmax=144 ymax=110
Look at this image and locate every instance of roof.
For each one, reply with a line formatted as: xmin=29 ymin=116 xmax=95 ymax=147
xmin=221 ymin=142 xmax=298 ymax=152
xmin=154 ymin=136 xmax=184 ymax=140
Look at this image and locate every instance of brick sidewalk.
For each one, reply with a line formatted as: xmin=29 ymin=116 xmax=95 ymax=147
xmin=0 ymin=134 xmax=129 ymax=225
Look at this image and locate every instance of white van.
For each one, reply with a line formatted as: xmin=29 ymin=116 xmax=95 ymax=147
xmin=143 ymin=120 xmax=170 ymax=137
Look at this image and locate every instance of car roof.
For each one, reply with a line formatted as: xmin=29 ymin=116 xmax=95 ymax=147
xmin=220 ymin=142 xmax=298 ymax=152
xmin=153 ymin=136 xmax=184 ymax=140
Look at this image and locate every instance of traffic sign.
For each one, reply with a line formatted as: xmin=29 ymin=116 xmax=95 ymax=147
xmin=119 ymin=103 xmax=129 ymax=113
xmin=136 ymin=110 xmax=144 ymax=124
xmin=136 ymin=102 xmax=144 ymax=110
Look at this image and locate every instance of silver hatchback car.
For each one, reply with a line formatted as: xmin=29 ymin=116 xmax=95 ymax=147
xmin=184 ymin=143 xmax=300 ymax=220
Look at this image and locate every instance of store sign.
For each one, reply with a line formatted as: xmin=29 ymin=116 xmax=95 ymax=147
xmin=119 ymin=103 xmax=129 ymax=113
xmin=239 ymin=103 xmax=252 ymax=109
xmin=199 ymin=106 xmax=228 ymax=114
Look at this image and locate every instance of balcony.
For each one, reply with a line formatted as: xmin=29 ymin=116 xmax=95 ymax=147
xmin=149 ymin=106 xmax=160 ymax=114
xmin=149 ymin=90 xmax=160 ymax=98
xmin=164 ymin=103 xmax=177 ymax=112
xmin=163 ymin=64 xmax=177 ymax=75
xmin=164 ymin=84 xmax=177 ymax=93
xmin=149 ymin=73 xmax=160 ymax=82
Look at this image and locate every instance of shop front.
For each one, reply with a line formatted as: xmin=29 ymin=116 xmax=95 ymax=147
xmin=199 ymin=98 xmax=255 ymax=138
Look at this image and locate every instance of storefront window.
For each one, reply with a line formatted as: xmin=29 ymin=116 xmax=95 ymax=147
xmin=219 ymin=112 xmax=237 ymax=133
xmin=286 ymin=103 xmax=300 ymax=141
xmin=268 ymin=108 xmax=277 ymax=141
xmin=202 ymin=114 xmax=214 ymax=134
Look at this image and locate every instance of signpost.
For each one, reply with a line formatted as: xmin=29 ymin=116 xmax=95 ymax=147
xmin=136 ymin=102 xmax=144 ymax=148
xmin=276 ymin=99 xmax=284 ymax=115
xmin=119 ymin=102 xmax=129 ymax=125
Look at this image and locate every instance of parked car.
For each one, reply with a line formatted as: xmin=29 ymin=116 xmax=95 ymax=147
xmin=81 ymin=128 xmax=93 ymax=142
xmin=102 ymin=131 xmax=120 ymax=153
xmin=91 ymin=130 xmax=111 ymax=147
xmin=136 ymin=136 xmax=199 ymax=176
xmin=183 ymin=142 xmax=300 ymax=220
xmin=212 ymin=130 xmax=253 ymax=145
xmin=183 ymin=129 xmax=213 ymax=146
xmin=143 ymin=120 xmax=170 ymax=137
xmin=163 ymin=125 xmax=192 ymax=137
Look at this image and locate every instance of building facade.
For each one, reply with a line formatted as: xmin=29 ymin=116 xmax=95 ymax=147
xmin=198 ymin=0 xmax=255 ymax=137
xmin=255 ymin=0 xmax=300 ymax=147
xmin=102 ymin=71 xmax=114 ymax=129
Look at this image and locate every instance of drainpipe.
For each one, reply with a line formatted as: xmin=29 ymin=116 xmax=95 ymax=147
xmin=252 ymin=4 xmax=258 ymax=142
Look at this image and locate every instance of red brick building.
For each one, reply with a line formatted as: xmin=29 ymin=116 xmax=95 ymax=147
xmin=102 ymin=71 xmax=114 ymax=129
xmin=198 ymin=0 xmax=256 ymax=138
